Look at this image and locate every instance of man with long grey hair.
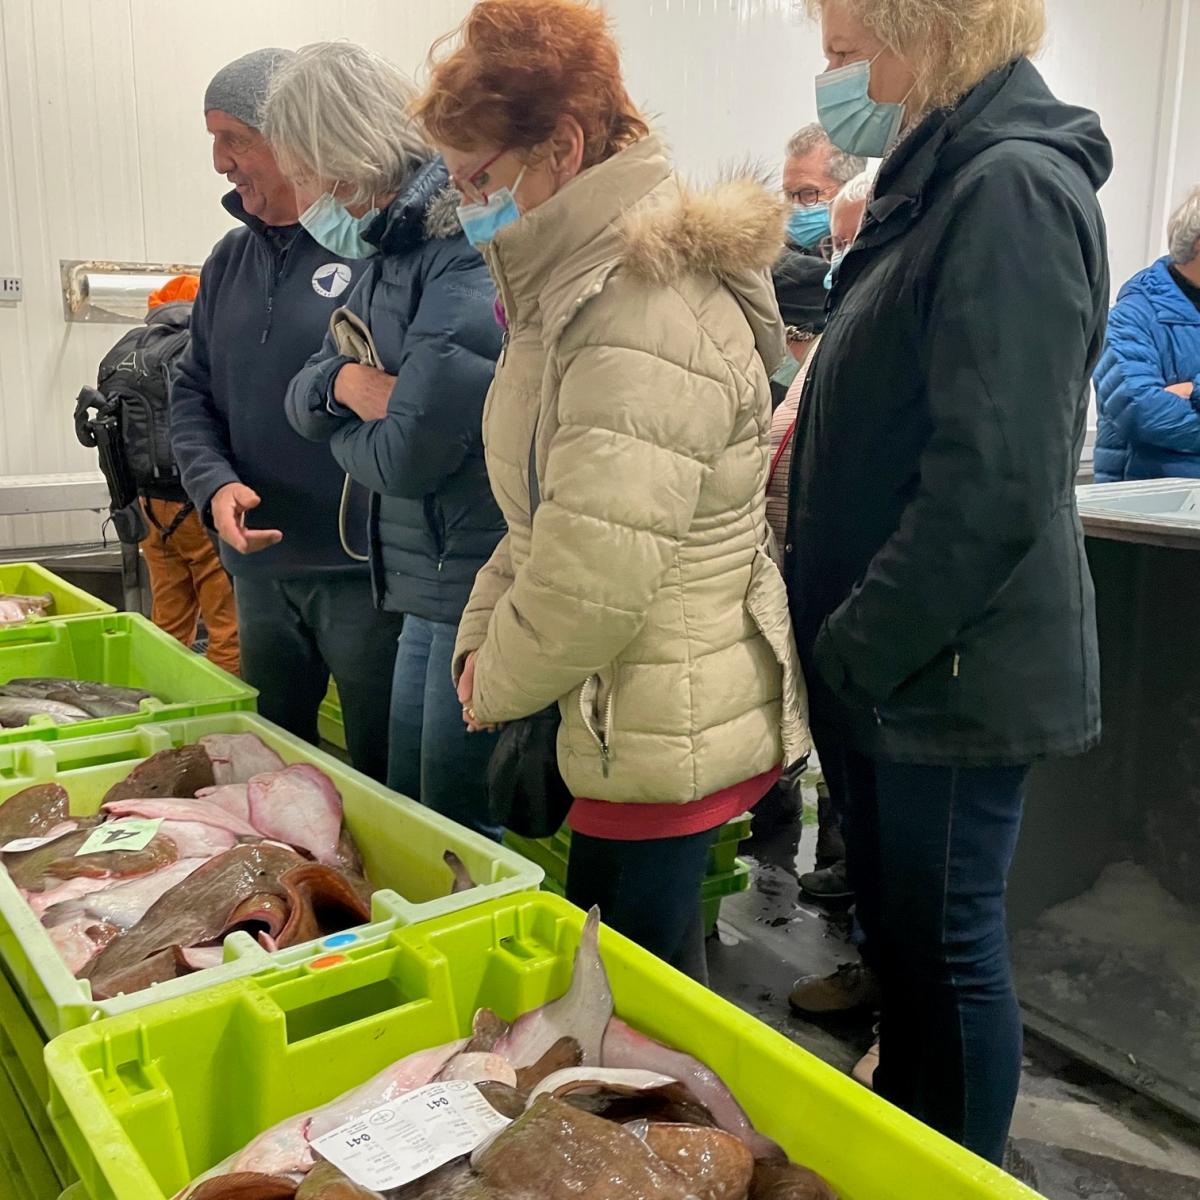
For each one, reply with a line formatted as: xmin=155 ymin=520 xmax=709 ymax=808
xmin=269 ymin=43 xmax=504 ymax=835
xmin=171 ymin=47 xmax=403 ymax=781
xmin=1094 ymin=183 xmax=1200 ymax=481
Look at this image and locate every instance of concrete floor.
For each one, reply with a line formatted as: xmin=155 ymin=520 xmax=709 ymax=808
xmin=706 ymin=789 xmax=1200 ymax=1200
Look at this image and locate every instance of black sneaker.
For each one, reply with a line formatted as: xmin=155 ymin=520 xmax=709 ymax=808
xmin=789 ymin=962 xmax=881 ymax=1015
xmin=799 ymin=861 xmax=854 ymax=901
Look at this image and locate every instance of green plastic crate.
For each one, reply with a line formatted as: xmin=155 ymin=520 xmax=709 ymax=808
xmin=0 ymin=1045 xmax=59 ymax=1200
xmin=317 ymin=679 xmax=346 ymax=752
xmin=0 ymin=713 xmax=542 ymax=1038
xmin=0 ymin=564 xmax=115 ymax=624
xmin=0 ymin=614 xmax=256 ymax=746
xmin=58 ymin=1188 xmax=87 ymax=1200
xmin=45 ymin=893 xmax=1043 ymax=1200
xmin=0 ymin=967 xmax=76 ymax=1187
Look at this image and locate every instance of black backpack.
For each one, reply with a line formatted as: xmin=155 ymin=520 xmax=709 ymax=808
xmin=75 ymin=301 xmax=193 ymax=542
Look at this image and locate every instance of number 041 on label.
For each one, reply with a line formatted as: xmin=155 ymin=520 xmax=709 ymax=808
xmin=309 ymin=1080 xmax=511 ymax=1191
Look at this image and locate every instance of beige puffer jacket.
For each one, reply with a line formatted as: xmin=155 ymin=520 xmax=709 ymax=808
xmin=456 ymin=133 xmax=810 ymax=806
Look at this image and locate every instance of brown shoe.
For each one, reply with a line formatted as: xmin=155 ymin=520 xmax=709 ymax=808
xmin=852 ymin=1040 xmax=879 ymax=1089
xmin=788 ymin=962 xmax=881 ymax=1015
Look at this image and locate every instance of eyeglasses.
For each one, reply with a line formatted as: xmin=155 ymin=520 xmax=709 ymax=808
xmin=450 ymin=149 xmax=508 ymax=205
xmin=818 ymin=235 xmax=853 ymax=262
xmin=787 ymin=186 xmax=831 ymax=208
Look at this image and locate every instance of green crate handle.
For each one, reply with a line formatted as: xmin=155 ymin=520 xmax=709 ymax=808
xmin=0 ymin=623 xmax=58 ymax=647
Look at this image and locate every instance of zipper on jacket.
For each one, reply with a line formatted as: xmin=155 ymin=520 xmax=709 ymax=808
xmin=498 ymin=329 xmax=510 ymax=367
xmin=952 ymin=652 xmax=961 ymax=678
xmin=260 ymin=232 xmax=295 ymax=344
xmin=579 ymin=674 xmax=615 ymax=778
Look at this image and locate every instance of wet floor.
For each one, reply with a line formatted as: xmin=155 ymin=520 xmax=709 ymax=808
xmin=706 ymin=782 xmax=1200 ymax=1200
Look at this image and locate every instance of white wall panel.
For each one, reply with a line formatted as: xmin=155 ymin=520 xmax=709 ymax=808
xmin=0 ymin=0 xmax=1194 ymax=549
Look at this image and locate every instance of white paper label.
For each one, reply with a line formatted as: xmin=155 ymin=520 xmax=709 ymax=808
xmin=75 ymin=818 xmax=162 ymax=856
xmin=1 ymin=835 xmax=58 ymax=853
xmin=310 ymin=1080 xmax=511 ymax=1191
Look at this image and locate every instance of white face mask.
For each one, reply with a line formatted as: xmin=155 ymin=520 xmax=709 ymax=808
xmin=456 ymin=166 xmax=528 ymax=249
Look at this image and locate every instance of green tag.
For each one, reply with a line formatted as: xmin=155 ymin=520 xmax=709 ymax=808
xmin=75 ymin=817 xmax=162 ymax=856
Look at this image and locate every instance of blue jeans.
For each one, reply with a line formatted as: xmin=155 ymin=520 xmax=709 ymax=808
xmin=387 ymin=616 xmax=501 ymax=840
xmin=842 ymin=753 xmax=1027 ymax=1164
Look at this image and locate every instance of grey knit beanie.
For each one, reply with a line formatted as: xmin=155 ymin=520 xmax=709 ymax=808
xmin=204 ymin=47 xmax=294 ymax=130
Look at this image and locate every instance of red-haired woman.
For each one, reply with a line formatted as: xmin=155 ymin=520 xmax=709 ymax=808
xmin=414 ymin=0 xmax=809 ymax=980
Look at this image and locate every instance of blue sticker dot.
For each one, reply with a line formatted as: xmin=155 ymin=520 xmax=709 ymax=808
xmin=323 ymin=933 xmax=358 ymax=949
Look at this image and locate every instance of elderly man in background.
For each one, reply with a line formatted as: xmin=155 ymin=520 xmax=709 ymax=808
xmin=1094 ymin=185 xmax=1200 ymax=482
xmin=171 ymin=48 xmax=402 ymax=780
xmin=770 ymin=123 xmax=865 ymax=401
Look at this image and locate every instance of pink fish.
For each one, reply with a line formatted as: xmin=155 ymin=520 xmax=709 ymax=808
xmin=27 ymin=875 xmax=111 ymax=918
xmin=493 ymin=906 xmax=612 ymax=1068
xmin=193 ymin=785 xmax=251 ymax=825
xmin=201 ymin=734 xmax=286 ymax=785
xmin=602 ymin=1016 xmax=782 ymax=1160
xmin=47 ymin=914 xmax=117 ymax=973
xmin=247 ymin=766 xmax=343 ymax=867
xmin=159 ymin=820 xmax=238 ymax=859
xmin=102 ymin=797 xmax=260 ymax=838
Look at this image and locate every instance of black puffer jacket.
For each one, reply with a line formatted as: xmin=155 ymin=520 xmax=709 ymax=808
xmin=287 ymin=160 xmax=505 ymax=622
xmin=786 ymin=59 xmax=1111 ymax=766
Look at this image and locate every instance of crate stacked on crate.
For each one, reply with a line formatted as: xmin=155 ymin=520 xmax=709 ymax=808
xmin=0 ymin=563 xmax=116 ymax=624
xmin=505 ymin=812 xmax=753 ymax=935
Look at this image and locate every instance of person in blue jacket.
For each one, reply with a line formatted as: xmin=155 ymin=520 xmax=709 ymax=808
xmin=1094 ymin=186 xmax=1200 ymax=482
xmin=171 ymin=48 xmax=402 ymax=782
xmin=266 ymin=43 xmax=504 ymax=836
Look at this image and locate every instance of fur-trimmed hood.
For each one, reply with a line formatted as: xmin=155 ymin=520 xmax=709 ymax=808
xmin=484 ymin=133 xmax=786 ymax=373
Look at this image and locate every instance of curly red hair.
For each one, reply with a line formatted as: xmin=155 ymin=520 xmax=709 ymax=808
xmin=413 ymin=0 xmax=648 ymax=169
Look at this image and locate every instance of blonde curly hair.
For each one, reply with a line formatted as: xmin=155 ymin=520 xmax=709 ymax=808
xmin=804 ymin=0 xmax=1045 ymax=112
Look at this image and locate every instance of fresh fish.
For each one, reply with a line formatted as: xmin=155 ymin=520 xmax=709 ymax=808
xmin=247 ymin=765 xmax=343 ymax=866
xmin=465 ymin=1008 xmax=511 ymax=1054
xmin=475 ymin=1082 xmax=527 ymax=1122
xmin=226 ymin=893 xmax=292 ymax=942
xmin=603 ymin=1016 xmax=783 ymax=1161
xmin=474 ymin=1094 xmax=691 ymax=1199
xmin=0 ymin=782 xmax=70 ymax=843
xmin=492 ymin=906 xmax=613 ymax=1068
xmin=444 ymin=850 xmax=476 ymax=894
xmin=749 ymin=1160 xmax=837 ymax=1200
xmin=194 ymin=784 xmax=252 ymax=824
xmin=2 ymin=678 xmax=150 ymax=717
xmin=201 ymin=734 xmax=286 ymax=785
xmin=101 ymin=745 xmax=216 ymax=804
xmin=274 ymin=863 xmax=372 ymax=948
xmin=187 ymin=1173 xmax=303 ymax=1199
xmin=159 ymin=820 xmax=239 ymax=859
xmin=0 ymin=592 xmax=53 ymax=615
xmin=295 ymin=1163 xmax=379 ymax=1198
xmin=527 ymin=1067 xmax=683 ymax=1104
xmin=437 ymin=1052 xmax=518 ymax=1088
xmin=0 ymin=696 xmax=90 ymax=726
xmin=179 ymin=946 xmax=227 ymax=972
xmin=44 ymin=858 xmax=208 ymax=931
xmin=27 ymin=875 xmax=112 ymax=918
xmin=84 ymin=843 xmax=306 ymax=998
xmin=4 ymin=830 xmax=176 ymax=891
xmin=47 ymin=913 xmax=119 ymax=973
xmin=103 ymin=797 xmax=260 ymax=838
xmin=645 ymin=1123 xmax=755 ymax=1200
xmin=513 ymin=1036 xmax=583 ymax=1094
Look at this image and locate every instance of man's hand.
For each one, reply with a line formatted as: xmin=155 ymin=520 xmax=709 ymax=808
xmin=334 ymin=363 xmax=395 ymax=422
xmin=458 ymin=650 xmax=498 ymax=733
xmin=211 ymin=482 xmax=283 ymax=555
xmin=1166 ymin=381 xmax=1195 ymax=398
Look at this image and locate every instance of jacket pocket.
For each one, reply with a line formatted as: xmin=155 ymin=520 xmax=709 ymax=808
xmin=745 ymin=547 xmax=811 ymax=766
xmin=578 ymin=669 xmax=618 ymax=778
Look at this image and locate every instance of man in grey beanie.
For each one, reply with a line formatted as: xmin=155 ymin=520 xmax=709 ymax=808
xmin=171 ymin=48 xmax=401 ymax=780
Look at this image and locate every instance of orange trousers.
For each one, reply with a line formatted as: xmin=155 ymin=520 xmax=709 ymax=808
xmin=140 ymin=499 xmax=240 ymax=676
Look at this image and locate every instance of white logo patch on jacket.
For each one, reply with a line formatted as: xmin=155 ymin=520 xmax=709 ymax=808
xmin=312 ymin=263 xmax=352 ymax=299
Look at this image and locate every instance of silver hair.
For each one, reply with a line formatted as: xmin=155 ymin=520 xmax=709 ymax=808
xmin=263 ymin=41 xmax=429 ymax=208
xmin=832 ymin=168 xmax=878 ymax=214
xmin=1168 ymin=185 xmax=1200 ymax=265
xmin=785 ymin=122 xmax=865 ymax=185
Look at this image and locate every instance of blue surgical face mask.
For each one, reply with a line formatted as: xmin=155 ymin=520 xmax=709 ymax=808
xmin=456 ymin=166 xmax=528 ymax=249
xmin=816 ymin=54 xmax=906 ymax=158
xmin=299 ymin=192 xmax=379 ymax=259
xmin=787 ymin=202 xmax=831 ymax=250
xmin=823 ymin=247 xmax=848 ymax=291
